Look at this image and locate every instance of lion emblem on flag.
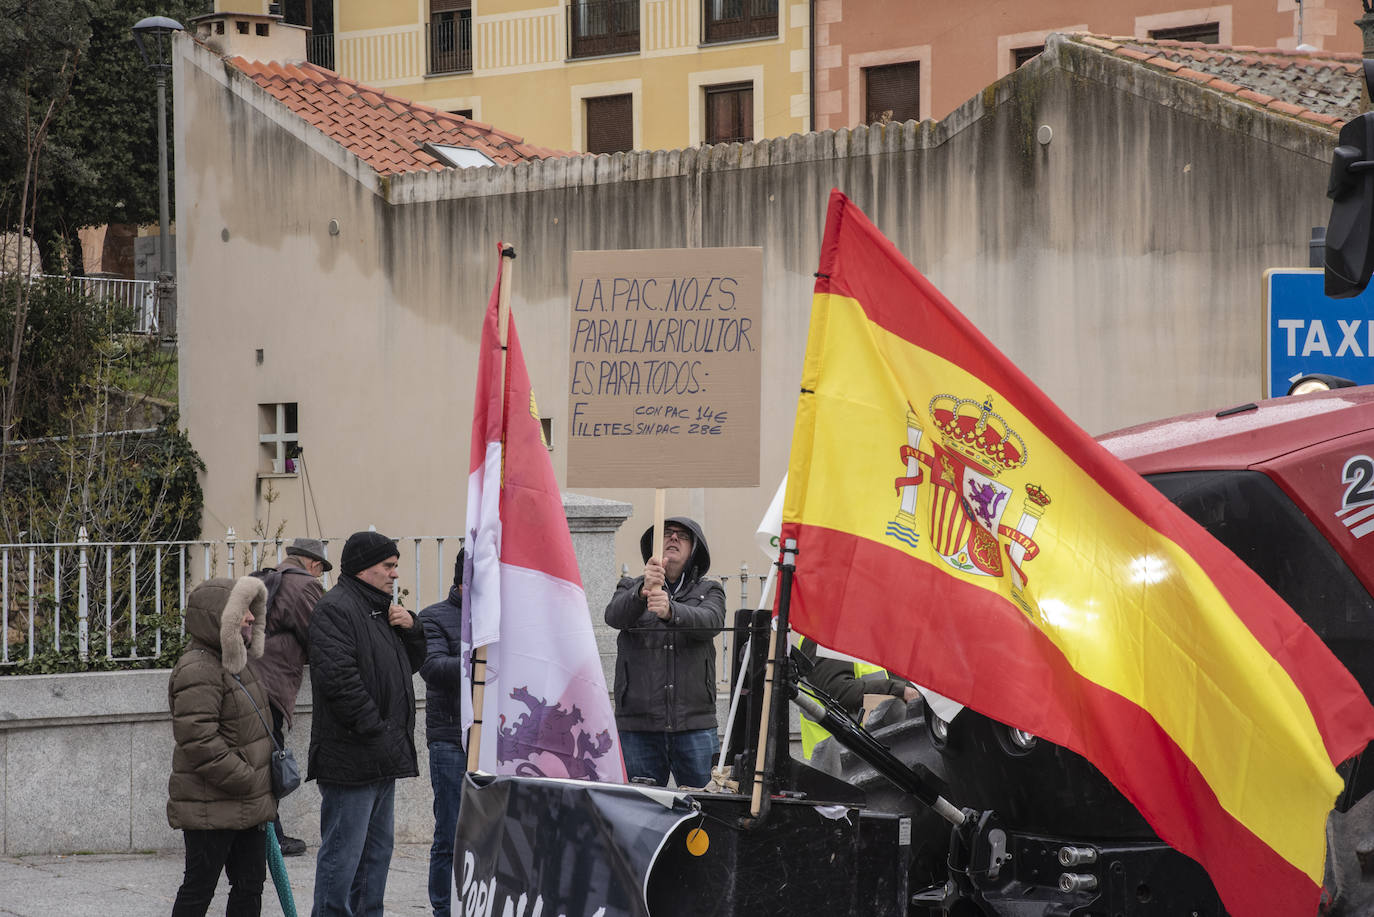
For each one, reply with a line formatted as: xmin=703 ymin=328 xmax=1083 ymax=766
xmin=496 ymin=685 xmax=615 ymax=780
xmin=888 ymin=394 xmax=1051 ymax=593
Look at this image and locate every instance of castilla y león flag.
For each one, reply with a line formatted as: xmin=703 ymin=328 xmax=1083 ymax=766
xmin=782 ymin=191 xmax=1374 ymax=916
xmin=462 ymin=249 xmax=624 ymax=783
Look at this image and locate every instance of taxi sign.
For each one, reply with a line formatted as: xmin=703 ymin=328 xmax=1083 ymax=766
xmin=1264 ymin=268 xmax=1374 ymax=397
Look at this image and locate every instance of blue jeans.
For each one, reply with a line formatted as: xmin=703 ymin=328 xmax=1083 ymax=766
xmin=619 ymin=728 xmax=718 ymax=788
xmin=427 ymin=741 xmax=465 ymax=917
xmin=312 ymin=780 xmax=396 ymax=917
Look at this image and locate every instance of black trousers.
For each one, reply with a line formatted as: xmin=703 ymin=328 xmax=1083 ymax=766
xmin=170 ymin=825 xmax=266 ymax=917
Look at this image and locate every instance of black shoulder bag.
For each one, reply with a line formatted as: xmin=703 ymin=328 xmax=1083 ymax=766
xmin=233 ymin=674 xmax=302 ymax=799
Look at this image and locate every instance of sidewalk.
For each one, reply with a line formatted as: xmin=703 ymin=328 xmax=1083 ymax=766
xmin=0 ymin=842 xmax=434 ymax=917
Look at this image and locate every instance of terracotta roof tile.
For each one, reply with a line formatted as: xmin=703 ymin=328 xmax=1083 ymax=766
xmin=1237 ymin=88 xmax=1277 ymax=105
xmin=1206 ymin=78 xmax=1243 ymax=94
xmin=1266 ymin=99 xmax=1306 ymax=117
xmin=229 ymin=56 xmax=567 ymax=175
xmin=1173 ymin=67 xmax=1214 ymax=84
xmin=1148 ymin=56 xmax=1183 ymax=72
xmin=1066 ymin=34 xmax=1361 ymax=127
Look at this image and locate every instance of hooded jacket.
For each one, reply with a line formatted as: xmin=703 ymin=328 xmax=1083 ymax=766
xmin=307 ymin=572 xmax=427 ymax=785
xmin=604 ymin=517 xmax=726 ymax=732
xmin=252 ymin=555 xmax=324 ymax=726
xmin=166 ymin=576 xmax=276 ymax=831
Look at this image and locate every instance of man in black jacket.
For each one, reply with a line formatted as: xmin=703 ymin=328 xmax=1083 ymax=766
xmin=605 ymin=517 xmax=725 ymax=788
xmin=307 ymin=531 xmax=426 ymax=917
xmin=417 ymin=548 xmax=465 ymax=917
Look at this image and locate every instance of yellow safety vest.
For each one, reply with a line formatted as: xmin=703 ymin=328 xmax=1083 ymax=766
xmin=798 ymin=640 xmax=888 ymax=759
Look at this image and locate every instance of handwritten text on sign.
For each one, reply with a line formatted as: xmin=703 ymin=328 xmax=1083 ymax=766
xmin=565 ymin=248 xmax=762 ymax=488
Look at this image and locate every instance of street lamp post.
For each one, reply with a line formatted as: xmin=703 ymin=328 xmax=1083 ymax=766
xmin=131 ymin=15 xmax=184 ymax=345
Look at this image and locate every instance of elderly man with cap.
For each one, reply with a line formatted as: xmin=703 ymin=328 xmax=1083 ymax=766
xmin=307 ymin=530 xmax=426 ymax=917
xmin=251 ymin=536 xmax=331 ymax=856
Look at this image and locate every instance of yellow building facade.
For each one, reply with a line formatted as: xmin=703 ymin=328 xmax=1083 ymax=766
xmin=222 ymin=0 xmax=810 ymax=153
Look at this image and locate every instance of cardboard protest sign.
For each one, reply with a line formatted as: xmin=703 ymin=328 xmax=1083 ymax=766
xmin=566 ymin=248 xmax=762 ymax=488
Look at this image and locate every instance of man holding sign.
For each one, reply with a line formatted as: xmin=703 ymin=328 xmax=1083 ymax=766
xmin=604 ymin=517 xmax=725 ymax=788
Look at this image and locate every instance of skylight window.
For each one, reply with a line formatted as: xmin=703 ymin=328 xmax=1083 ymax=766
xmin=424 ymin=143 xmax=497 ymax=168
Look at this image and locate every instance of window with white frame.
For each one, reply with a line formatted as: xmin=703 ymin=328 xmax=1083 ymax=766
xmin=259 ymin=403 xmax=299 ymax=474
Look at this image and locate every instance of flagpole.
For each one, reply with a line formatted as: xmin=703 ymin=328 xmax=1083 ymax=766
xmin=652 ymin=488 xmax=665 ymax=563
xmin=746 ymin=536 xmax=796 ymax=824
xmin=467 ymin=242 xmax=516 ymax=773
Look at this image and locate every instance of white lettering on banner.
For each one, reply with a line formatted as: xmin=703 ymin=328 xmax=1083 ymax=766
xmin=459 ymin=848 xmax=609 ymax=917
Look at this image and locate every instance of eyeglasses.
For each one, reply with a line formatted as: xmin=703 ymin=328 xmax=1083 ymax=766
xmin=663 ymin=528 xmax=692 ymax=543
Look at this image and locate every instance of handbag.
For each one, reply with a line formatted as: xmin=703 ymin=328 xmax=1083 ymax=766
xmin=233 ymin=674 xmax=302 ymax=799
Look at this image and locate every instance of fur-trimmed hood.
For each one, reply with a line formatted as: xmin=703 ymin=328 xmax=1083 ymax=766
xmin=183 ymin=576 xmax=267 ymax=674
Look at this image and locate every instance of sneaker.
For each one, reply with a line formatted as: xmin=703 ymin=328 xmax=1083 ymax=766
xmin=279 ymin=836 xmax=307 ymax=857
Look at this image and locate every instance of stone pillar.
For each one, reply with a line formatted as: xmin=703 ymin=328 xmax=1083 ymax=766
xmin=1361 ymin=3 xmax=1374 ymax=59
xmin=563 ymin=492 xmax=634 ymax=700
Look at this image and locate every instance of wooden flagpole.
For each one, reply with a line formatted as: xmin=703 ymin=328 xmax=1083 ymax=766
xmin=652 ymin=488 xmax=666 ymax=565
xmin=747 ymin=536 xmax=796 ymax=822
xmin=467 ymin=243 xmax=516 ymax=772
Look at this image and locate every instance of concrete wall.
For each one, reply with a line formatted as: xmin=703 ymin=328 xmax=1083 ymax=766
xmin=175 ymin=30 xmax=1336 ymax=586
xmin=0 ymin=495 xmax=631 ymax=855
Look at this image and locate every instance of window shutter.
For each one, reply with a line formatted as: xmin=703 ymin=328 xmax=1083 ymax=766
xmin=431 ymin=0 xmax=470 ymax=12
xmin=863 ymin=61 xmax=919 ymax=126
xmin=704 ymin=83 xmax=753 ymax=144
xmin=586 ymin=94 xmax=633 ymax=154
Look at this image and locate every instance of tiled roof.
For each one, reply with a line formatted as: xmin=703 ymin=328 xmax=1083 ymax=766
xmin=231 ymin=58 xmax=566 ymax=174
xmin=1071 ymin=34 xmax=1363 ymax=129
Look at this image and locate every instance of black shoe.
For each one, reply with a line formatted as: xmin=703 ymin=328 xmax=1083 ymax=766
xmin=279 ymin=836 xmax=307 ymax=857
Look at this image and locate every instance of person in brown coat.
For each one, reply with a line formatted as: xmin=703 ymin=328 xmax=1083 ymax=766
xmin=250 ymin=537 xmax=330 ymax=856
xmin=167 ymin=575 xmax=277 ymax=917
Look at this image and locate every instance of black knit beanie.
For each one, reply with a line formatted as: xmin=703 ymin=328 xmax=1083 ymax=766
xmin=340 ymin=531 xmax=399 ymax=576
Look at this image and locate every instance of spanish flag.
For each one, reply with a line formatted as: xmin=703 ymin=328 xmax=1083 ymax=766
xmin=783 ymin=191 xmax=1374 ymax=916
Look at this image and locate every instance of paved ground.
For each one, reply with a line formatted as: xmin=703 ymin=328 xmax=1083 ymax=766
xmin=0 ymin=842 xmax=435 ymax=917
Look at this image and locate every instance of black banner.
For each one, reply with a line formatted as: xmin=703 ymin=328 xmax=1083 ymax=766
xmin=456 ymin=774 xmax=695 ymax=917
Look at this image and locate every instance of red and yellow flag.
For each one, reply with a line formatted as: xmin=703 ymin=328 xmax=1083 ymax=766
xmin=783 ymin=191 xmax=1374 ymax=916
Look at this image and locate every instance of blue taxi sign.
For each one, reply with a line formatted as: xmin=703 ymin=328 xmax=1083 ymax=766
xmin=1264 ymin=268 xmax=1374 ymax=397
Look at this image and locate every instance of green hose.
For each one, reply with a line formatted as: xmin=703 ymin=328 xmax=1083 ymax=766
xmin=266 ymin=826 xmax=299 ymax=917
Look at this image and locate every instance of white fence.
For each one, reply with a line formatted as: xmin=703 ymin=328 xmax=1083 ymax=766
xmin=0 ymin=528 xmax=462 ymax=666
xmin=10 ymin=273 xmax=159 ymax=335
xmin=0 ymin=527 xmax=776 ymax=680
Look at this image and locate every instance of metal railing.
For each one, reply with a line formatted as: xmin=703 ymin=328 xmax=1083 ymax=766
xmin=15 ymin=273 xmax=158 ymax=335
xmin=619 ymin=560 xmax=772 ymax=692
xmin=702 ymin=0 xmax=777 ymax=43
xmin=568 ymin=0 xmax=640 ymax=58
xmin=306 ymin=31 xmax=335 ymax=70
xmin=427 ymin=16 xmax=473 ymax=75
xmin=0 ymin=528 xmax=462 ymax=667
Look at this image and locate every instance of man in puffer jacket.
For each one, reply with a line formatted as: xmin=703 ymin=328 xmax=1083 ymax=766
xmin=605 ymin=516 xmax=725 ymax=788
xmin=417 ymin=547 xmax=465 ymax=917
xmin=167 ymin=575 xmax=276 ymax=917
xmin=307 ymin=531 xmax=426 ymax=917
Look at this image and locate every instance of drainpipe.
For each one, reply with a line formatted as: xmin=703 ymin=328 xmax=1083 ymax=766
xmin=1361 ymin=2 xmax=1374 ymax=111
xmin=808 ymin=0 xmax=815 ymax=132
